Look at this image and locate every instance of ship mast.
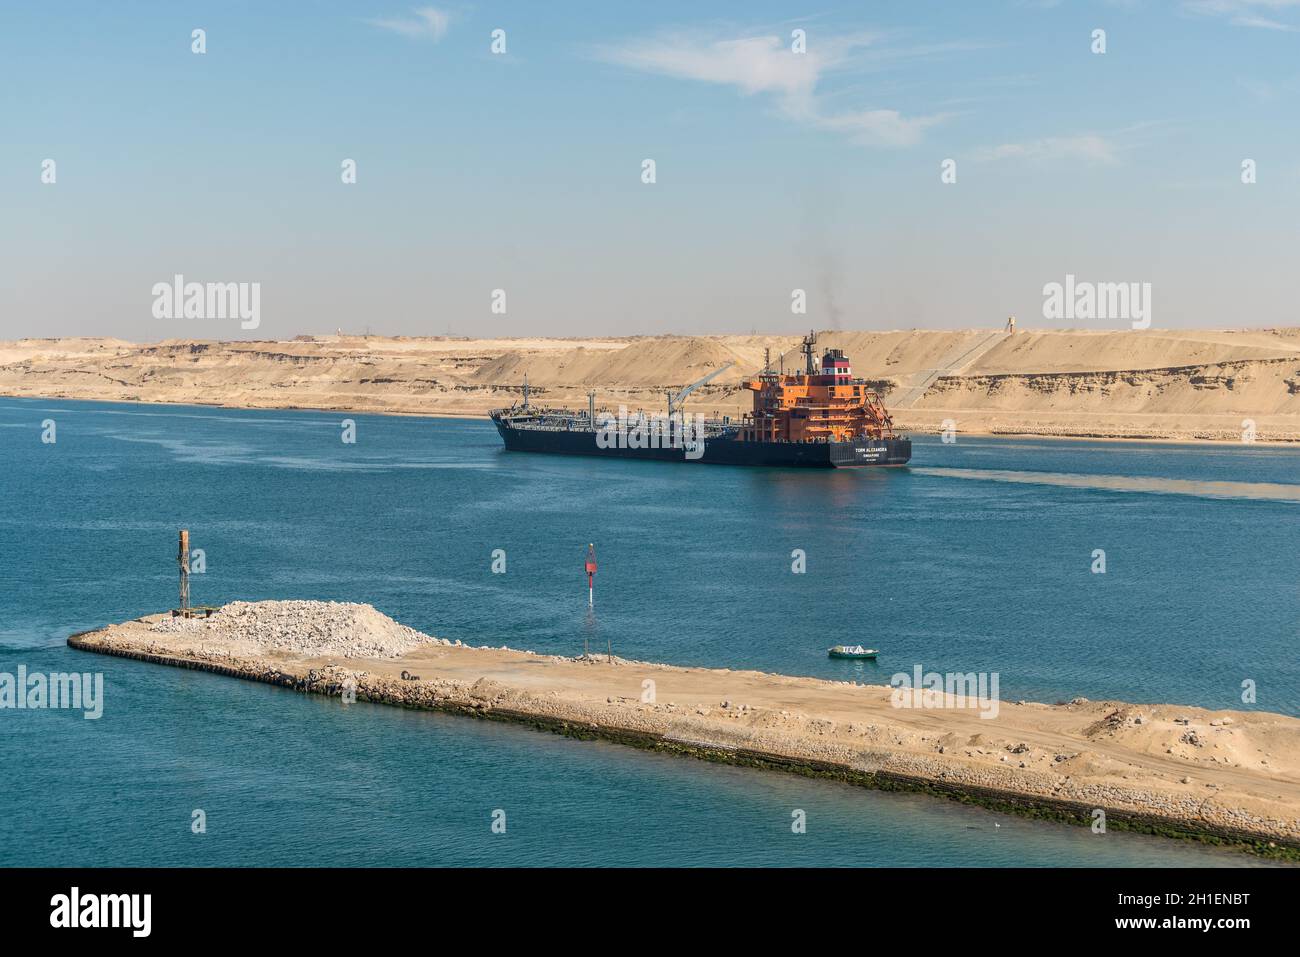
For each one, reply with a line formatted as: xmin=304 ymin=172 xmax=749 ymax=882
xmin=801 ymin=330 xmax=818 ymax=375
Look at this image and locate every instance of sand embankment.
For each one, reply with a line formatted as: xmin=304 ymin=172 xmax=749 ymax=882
xmin=69 ymin=601 xmax=1300 ymax=856
xmin=5 ymin=328 xmax=1300 ymax=442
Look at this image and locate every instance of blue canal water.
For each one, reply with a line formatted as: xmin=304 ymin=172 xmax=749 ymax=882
xmin=1 ymin=398 xmax=1296 ymax=867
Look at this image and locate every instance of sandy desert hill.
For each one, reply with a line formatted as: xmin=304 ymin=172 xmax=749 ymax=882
xmin=2 ymin=328 xmax=1299 ymax=442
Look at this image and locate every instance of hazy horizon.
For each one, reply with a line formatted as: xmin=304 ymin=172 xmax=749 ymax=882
xmin=4 ymin=1 xmax=1299 ymax=341
xmin=6 ymin=324 xmax=1299 ymax=347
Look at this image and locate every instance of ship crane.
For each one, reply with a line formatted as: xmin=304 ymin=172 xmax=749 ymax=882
xmin=666 ymin=362 xmax=734 ymax=419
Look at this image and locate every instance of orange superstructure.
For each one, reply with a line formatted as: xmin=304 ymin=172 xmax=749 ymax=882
xmin=740 ymin=332 xmax=896 ymax=444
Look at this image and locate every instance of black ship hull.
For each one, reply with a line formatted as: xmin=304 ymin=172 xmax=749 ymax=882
xmin=492 ymin=418 xmax=911 ymax=468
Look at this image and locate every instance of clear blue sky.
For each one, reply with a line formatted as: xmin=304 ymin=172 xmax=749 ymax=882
xmin=2 ymin=1 xmax=1297 ymax=339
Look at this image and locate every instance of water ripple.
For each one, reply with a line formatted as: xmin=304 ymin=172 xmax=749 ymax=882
xmin=913 ymin=467 xmax=1300 ymax=502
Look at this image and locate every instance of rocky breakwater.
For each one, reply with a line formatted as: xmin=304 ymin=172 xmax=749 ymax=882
xmin=68 ymin=601 xmax=1300 ymax=858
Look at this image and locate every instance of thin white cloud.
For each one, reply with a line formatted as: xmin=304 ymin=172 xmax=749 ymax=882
xmin=811 ymin=108 xmax=947 ymax=147
xmin=1232 ymin=14 xmax=1299 ymax=29
xmin=972 ymin=134 xmax=1121 ymax=165
xmin=1184 ymin=0 xmax=1300 ymax=30
xmin=595 ymin=30 xmax=950 ymax=147
xmin=368 ymin=7 xmax=450 ymax=40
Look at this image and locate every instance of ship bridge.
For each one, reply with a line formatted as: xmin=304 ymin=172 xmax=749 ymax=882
xmin=741 ymin=335 xmax=895 ymax=444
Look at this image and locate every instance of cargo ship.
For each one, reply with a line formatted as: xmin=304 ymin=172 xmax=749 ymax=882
xmin=490 ymin=332 xmax=911 ymax=468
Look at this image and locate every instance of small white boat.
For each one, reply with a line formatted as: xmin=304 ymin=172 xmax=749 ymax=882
xmin=828 ymin=645 xmax=878 ymax=660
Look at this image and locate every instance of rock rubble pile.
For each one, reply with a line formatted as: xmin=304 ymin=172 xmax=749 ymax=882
xmin=150 ymin=600 xmax=443 ymax=658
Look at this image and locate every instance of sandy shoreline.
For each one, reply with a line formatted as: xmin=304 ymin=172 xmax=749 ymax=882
xmin=5 ymin=328 xmax=1299 ymax=444
xmin=69 ymin=610 xmax=1300 ymax=858
xmin=5 ymin=392 xmax=1299 ymax=449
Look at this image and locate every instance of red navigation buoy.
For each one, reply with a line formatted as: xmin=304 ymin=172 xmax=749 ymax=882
xmin=585 ymin=543 xmax=597 ymax=607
